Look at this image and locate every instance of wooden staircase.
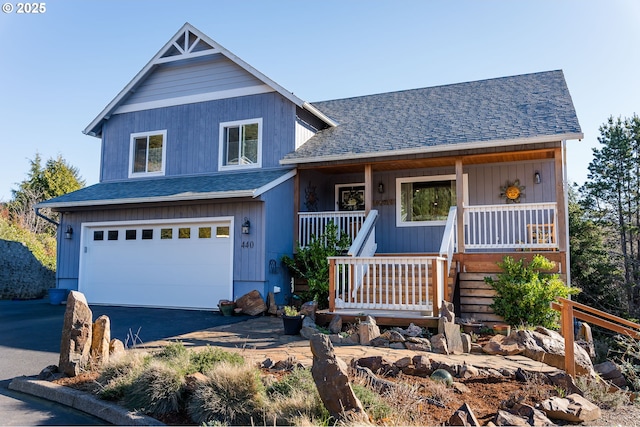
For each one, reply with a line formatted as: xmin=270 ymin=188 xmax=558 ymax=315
xmin=457 ymin=272 xmax=503 ymax=325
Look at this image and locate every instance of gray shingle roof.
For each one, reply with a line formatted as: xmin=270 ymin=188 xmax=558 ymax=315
xmin=282 ymin=70 xmax=582 ymax=163
xmin=37 ymin=168 xmax=294 ymax=209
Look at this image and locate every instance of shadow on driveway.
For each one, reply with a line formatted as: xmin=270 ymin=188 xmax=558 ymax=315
xmin=0 ymin=298 xmax=253 ymax=354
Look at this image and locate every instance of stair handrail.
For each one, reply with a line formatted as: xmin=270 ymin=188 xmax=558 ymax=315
xmin=551 ymin=297 xmax=640 ymax=377
xmin=348 ymin=209 xmax=378 ymax=257
xmin=439 ymin=206 xmax=457 ymax=271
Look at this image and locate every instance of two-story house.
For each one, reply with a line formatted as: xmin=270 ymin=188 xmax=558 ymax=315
xmin=38 ymin=23 xmax=582 ymax=322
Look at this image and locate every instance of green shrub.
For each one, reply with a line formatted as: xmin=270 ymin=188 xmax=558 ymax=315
xmin=265 ymin=368 xmax=328 ymax=425
xmin=188 ymin=345 xmax=244 ymax=374
xmin=187 ymin=361 xmax=265 ymax=425
xmin=266 ymin=367 xmax=316 ymax=397
xmin=123 ymin=361 xmax=185 ymax=416
xmin=352 ymin=383 xmax=392 ymax=421
xmin=281 ymin=221 xmax=350 ymax=308
xmin=485 ymin=255 xmax=580 ymax=329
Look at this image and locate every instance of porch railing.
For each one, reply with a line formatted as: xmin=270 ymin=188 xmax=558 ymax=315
xmin=438 ymin=206 xmax=457 ymax=271
xmin=298 ymin=211 xmax=366 ymax=248
xmin=329 ymin=256 xmax=446 ymax=315
xmin=464 ymin=202 xmax=558 ymax=250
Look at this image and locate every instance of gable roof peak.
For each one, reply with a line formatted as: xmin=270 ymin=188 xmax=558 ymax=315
xmin=83 ymin=23 xmax=335 ymax=137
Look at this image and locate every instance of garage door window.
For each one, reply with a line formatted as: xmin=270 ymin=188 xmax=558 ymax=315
xmin=126 ymin=230 xmax=137 ymax=240
xmin=161 ymin=228 xmax=173 ymax=239
xmin=178 ymin=228 xmax=191 ymax=239
xmin=216 ymin=226 xmax=230 ymax=238
xmin=93 ymin=231 xmax=104 ymax=241
xmin=142 ymin=229 xmax=153 ymax=240
xmin=199 ymin=227 xmax=212 ymax=238
xmin=108 ymin=231 xmax=118 ymax=241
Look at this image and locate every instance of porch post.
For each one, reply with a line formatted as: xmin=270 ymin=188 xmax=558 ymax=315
xmin=293 ymin=170 xmax=300 ymax=248
xmin=364 ymin=164 xmax=373 ymax=214
xmin=554 ymin=148 xmax=567 ymax=252
xmin=455 ymin=158 xmax=465 ymax=253
xmin=329 ymin=258 xmax=336 ymax=312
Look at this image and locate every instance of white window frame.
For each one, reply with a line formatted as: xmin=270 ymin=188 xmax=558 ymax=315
xmin=128 ymin=130 xmax=167 ymax=178
xmin=396 ymin=174 xmax=468 ymax=227
xmin=218 ymin=118 xmax=263 ymax=171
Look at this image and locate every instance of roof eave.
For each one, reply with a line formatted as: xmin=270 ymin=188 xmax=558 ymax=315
xmin=36 ymin=189 xmax=257 ymax=210
xmin=280 ymin=132 xmax=584 ymax=165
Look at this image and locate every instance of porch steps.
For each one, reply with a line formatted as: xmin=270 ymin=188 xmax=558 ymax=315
xmin=458 ymin=272 xmax=504 ymax=325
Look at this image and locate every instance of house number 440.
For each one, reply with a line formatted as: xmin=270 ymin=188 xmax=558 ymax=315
xmin=241 ymin=241 xmax=254 ymax=249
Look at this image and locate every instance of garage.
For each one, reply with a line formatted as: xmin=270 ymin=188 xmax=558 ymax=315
xmin=78 ymin=217 xmax=234 ymax=309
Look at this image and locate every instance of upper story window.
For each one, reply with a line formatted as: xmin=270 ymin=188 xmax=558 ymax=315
xmin=396 ymin=174 xmax=468 ymax=227
xmin=218 ymin=118 xmax=262 ymax=170
xmin=129 ymin=130 xmax=166 ymax=178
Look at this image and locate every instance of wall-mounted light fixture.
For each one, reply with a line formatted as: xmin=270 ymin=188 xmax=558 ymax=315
xmin=241 ymin=217 xmax=251 ymax=234
xmin=534 ymin=171 xmax=541 ymax=184
xmin=65 ymin=225 xmax=73 ymax=239
xmin=378 ymin=182 xmax=385 ymax=194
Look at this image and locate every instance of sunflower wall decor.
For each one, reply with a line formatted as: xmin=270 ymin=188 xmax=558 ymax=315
xmin=500 ymin=179 xmax=525 ymax=203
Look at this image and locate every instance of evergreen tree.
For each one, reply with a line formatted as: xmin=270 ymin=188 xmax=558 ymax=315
xmin=8 ymin=153 xmax=85 ymax=235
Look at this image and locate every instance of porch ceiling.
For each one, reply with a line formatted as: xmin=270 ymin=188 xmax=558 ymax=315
xmin=297 ymin=148 xmax=556 ymax=174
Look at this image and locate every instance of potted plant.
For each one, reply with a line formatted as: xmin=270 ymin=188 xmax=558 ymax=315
xmin=218 ymin=299 xmax=236 ymax=316
xmin=282 ymin=306 xmax=304 ymax=335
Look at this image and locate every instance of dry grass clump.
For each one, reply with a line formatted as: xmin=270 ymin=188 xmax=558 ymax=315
xmin=123 ymin=360 xmax=186 ymax=415
xmin=264 ymin=367 xmax=329 ymax=425
xmin=97 ymin=351 xmax=151 ymax=401
xmin=576 ymin=375 xmax=630 ymax=410
xmin=187 ymin=361 xmax=264 ymax=425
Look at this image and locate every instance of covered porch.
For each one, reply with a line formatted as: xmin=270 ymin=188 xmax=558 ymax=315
xmin=292 ymin=145 xmax=570 ymax=322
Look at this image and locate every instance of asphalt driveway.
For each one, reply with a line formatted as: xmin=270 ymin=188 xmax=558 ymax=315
xmin=0 ymin=297 xmax=251 ymax=425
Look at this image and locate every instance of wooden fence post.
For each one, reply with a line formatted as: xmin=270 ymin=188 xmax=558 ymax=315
xmin=561 ymin=299 xmax=576 ymax=377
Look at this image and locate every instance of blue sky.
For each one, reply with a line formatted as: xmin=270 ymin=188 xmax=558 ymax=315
xmin=0 ymin=0 xmax=638 ymax=201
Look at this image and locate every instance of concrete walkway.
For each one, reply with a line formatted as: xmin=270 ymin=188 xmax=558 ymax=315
xmin=139 ymin=316 xmax=560 ymax=374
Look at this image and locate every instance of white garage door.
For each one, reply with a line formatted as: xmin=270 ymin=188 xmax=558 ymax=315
xmin=79 ymin=218 xmax=233 ymax=309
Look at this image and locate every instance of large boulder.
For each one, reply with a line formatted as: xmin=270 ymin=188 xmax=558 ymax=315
xmin=235 ymin=290 xmax=267 ymax=316
xmin=59 ymin=291 xmax=93 ymax=376
xmin=358 ymin=316 xmax=380 ymax=345
xmin=511 ymin=327 xmax=595 ymax=376
xmin=310 ymin=334 xmax=368 ymax=423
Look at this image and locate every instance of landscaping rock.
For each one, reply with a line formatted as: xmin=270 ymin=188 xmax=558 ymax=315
xmin=538 ymin=393 xmax=601 ymax=423
xmin=430 ymin=333 xmax=449 ymax=354
xmin=404 ymin=337 xmax=432 ymax=352
xmin=495 ymin=409 xmax=529 ymax=426
xmin=459 ymin=363 xmax=479 ymax=379
xmin=594 ymin=360 xmax=627 ymax=388
xmin=369 ymin=336 xmax=390 ymax=348
xmin=394 ymin=356 xmax=412 ymax=369
xmin=353 ymin=356 xmax=397 ymax=376
xmin=448 ymin=402 xmax=481 ymax=426
xmin=109 ymin=338 xmax=125 ymax=357
xmin=235 ymin=290 xmax=267 ymax=316
xmin=512 ymin=327 xmax=595 ymax=376
xmin=328 ymin=315 xmax=342 ymax=334
xmin=390 ymin=342 xmax=406 ymax=350
xmin=59 ymin=291 xmax=93 ymax=377
xmin=184 ymin=372 xmax=208 ymax=392
xmin=546 ymin=371 xmax=583 ymax=396
xmin=37 ymin=365 xmax=59 ymax=381
xmin=482 ymin=334 xmax=525 ymax=355
xmin=358 ymin=316 xmax=380 ymax=345
xmin=460 ymin=333 xmax=472 ymax=353
xmin=91 ymin=314 xmax=110 ymax=367
xmin=452 ymin=382 xmax=471 ymax=394
xmin=300 ymin=301 xmax=318 ymax=320
xmin=300 ymin=316 xmax=320 ymax=339
xmin=412 ymin=355 xmax=432 ymax=377
xmin=401 ymin=323 xmax=423 ymax=337
xmin=310 ymin=334 xmax=368 ymax=423
xmin=267 ymin=291 xmax=277 ymax=315
xmin=383 ymin=329 xmax=406 ymax=343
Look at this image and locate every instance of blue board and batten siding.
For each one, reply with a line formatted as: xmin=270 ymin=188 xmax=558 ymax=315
xmin=101 ymin=92 xmax=296 ymax=181
xmin=297 ymin=159 xmax=557 ymax=253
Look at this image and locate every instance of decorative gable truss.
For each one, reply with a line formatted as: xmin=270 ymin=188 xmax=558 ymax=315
xmin=158 ymin=28 xmax=217 ymax=63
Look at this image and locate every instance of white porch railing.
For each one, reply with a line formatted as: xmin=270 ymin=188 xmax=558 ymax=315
xmin=464 ymin=202 xmax=558 ymax=250
xmin=329 ymin=256 xmax=446 ymax=313
xmin=438 ymin=206 xmax=457 ymax=271
xmin=298 ymin=211 xmax=365 ymax=248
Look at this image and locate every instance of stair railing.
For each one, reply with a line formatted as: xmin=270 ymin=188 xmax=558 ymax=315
xmin=439 ymin=206 xmax=457 ymax=272
xmin=551 ymin=298 xmax=640 ymax=377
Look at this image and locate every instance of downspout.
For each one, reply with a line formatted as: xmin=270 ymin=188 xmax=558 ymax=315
xmin=35 ymin=207 xmax=59 ymax=226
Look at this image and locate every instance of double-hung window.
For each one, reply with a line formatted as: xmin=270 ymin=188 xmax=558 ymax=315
xmin=129 ymin=130 xmax=166 ymax=177
xmin=219 ymin=118 xmax=262 ymax=170
xmin=396 ymin=174 xmax=468 ymax=226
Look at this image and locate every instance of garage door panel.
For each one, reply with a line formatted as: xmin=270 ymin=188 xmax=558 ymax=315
xmin=80 ymin=220 xmax=233 ymax=309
